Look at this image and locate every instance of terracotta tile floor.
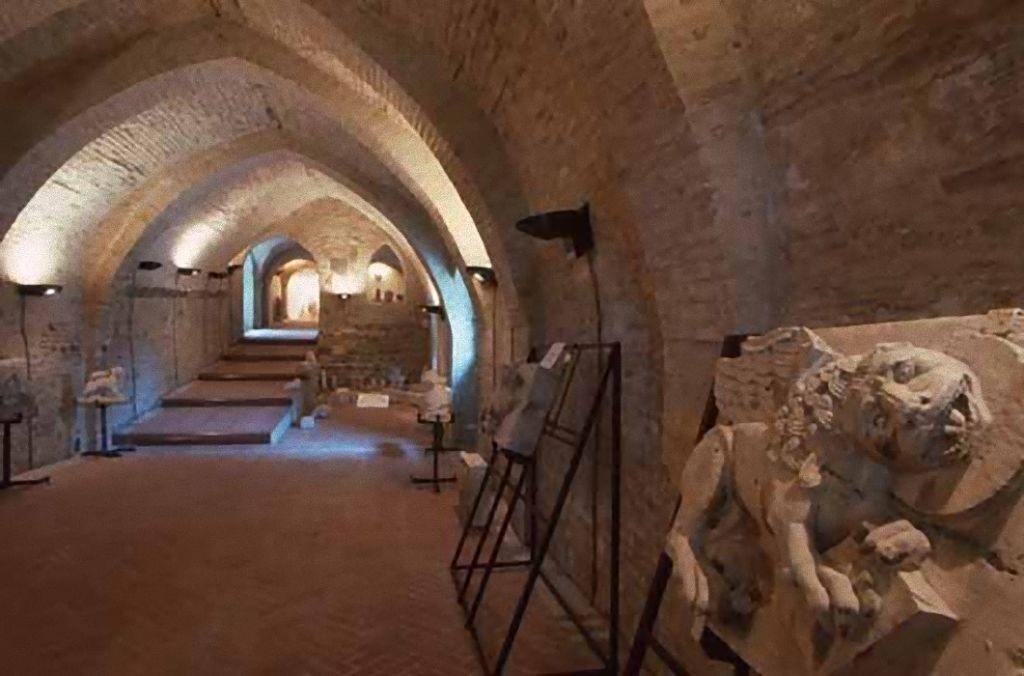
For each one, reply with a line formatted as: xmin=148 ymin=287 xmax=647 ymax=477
xmin=0 ymin=405 xmax=599 ymax=675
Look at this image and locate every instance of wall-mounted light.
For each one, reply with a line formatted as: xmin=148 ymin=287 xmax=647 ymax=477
xmin=466 ymin=266 xmax=497 ymax=286
xmin=176 ymin=267 xmax=202 ymax=277
xmin=515 ymin=202 xmax=593 ymax=258
xmin=419 ymin=304 xmax=447 ymax=321
xmin=227 ymin=264 xmax=243 ymax=274
xmin=207 ymin=271 xmax=228 ymax=280
xmin=137 ymin=261 xmax=163 ymax=271
xmin=17 ymin=283 xmax=63 ymax=297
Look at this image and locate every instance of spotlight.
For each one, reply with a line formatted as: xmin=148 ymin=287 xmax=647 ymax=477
xmin=207 ymin=271 xmax=228 ymax=280
xmin=515 ymin=202 xmax=593 ymax=258
xmin=16 ymin=284 xmax=62 ymax=297
xmin=137 ymin=261 xmax=163 ymax=271
xmin=337 ymin=292 xmax=352 ymax=301
xmin=176 ymin=267 xmax=202 ymax=277
xmin=227 ymin=264 xmax=243 ymax=274
xmin=466 ymin=266 xmax=496 ymax=285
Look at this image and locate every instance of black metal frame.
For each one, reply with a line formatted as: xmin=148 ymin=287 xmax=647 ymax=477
xmin=0 ymin=416 xmax=50 ymax=490
xmin=81 ymin=403 xmax=136 ymax=459
xmin=624 ymin=335 xmax=747 ymax=676
xmin=410 ymin=413 xmax=459 ymax=492
xmin=450 ymin=342 xmax=622 ymax=675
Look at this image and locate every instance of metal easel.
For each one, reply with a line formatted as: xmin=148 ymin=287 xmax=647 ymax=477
xmin=0 ymin=415 xmax=50 ymax=490
xmin=450 ymin=342 xmax=622 ymax=675
xmin=624 ymin=335 xmax=747 ymax=676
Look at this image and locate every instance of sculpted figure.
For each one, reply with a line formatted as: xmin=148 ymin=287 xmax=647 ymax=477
xmin=419 ymin=369 xmax=453 ymax=421
xmin=81 ymin=367 xmax=128 ymax=405
xmin=667 ymin=327 xmax=998 ymax=672
xmin=492 ymin=362 xmax=562 ymax=457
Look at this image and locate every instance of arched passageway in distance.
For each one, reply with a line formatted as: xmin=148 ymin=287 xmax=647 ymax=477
xmin=240 ymin=236 xmax=319 ymax=338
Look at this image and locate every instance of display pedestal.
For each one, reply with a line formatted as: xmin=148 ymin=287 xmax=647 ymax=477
xmin=80 ymin=400 xmax=135 ymax=459
xmin=410 ymin=413 xmax=459 ymax=492
xmin=0 ymin=415 xmax=49 ymax=490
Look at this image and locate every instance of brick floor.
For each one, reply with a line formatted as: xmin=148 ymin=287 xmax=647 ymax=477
xmin=0 ymin=405 xmax=600 ymax=675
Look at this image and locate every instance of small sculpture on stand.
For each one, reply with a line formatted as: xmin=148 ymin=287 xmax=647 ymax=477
xmin=420 ymin=369 xmax=453 ymax=422
xmin=79 ymin=367 xmax=134 ymax=458
xmin=387 ymin=365 xmax=407 ymax=389
xmin=412 ymin=369 xmax=458 ymax=492
xmin=0 ymin=372 xmax=48 ymax=490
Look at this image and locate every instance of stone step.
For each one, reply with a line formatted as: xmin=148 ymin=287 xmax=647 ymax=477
xmin=199 ymin=360 xmax=310 ymax=381
xmin=113 ymin=406 xmax=293 ymax=446
xmin=222 ymin=352 xmax=308 ymax=362
xmin=162 ymin=380 xmax=299 ymax=409
xmin=240 ymin=328 xmax=318 ymax=346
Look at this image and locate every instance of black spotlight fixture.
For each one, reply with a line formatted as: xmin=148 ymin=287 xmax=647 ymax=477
xmin=515 ymin=202 xmax=593 ymax=258
xmin=16 ymin=284 xmax=63 ymax=297
xmin=419 ymin=304 xmax=446 ymax=320
xmin=466 ymin=266 xmax=497 ymax=285
xmin=176 ymin=267 xmax=202 ymax=277
xmin=207 ymin=271 xmax=228 ymax=280
xmin=227 ymin=264 xmax=243 ymax=274
xmin=137 ymin=261 xmax=163 ymax=271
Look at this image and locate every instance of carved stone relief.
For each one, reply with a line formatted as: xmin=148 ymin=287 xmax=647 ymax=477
xmin=666 ymin=310 xmax=1024 ymax=674
xmin=482 ymin=361 xmax=563 ymax=457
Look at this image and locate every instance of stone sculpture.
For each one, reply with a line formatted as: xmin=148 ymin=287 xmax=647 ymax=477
xmin=387 ymin=365 xmax=407 ymax=389
xmin=491 ymin=362 xmax=562 ymax=457
xmin=419 ymin=369 xmax=452 ymax=421
xmin=666 ymin=317 xmax=1024 ymax=675
xmin=0 ymin=372 xmax=35 ymax=421
xmin=80 ymin=367 xmax=128 ymax=405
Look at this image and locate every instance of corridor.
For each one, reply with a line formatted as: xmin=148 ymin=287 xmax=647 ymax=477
xmin=0 ymin=406 xmax=598 ymax=675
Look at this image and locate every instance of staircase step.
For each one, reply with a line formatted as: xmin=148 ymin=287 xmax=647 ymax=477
xmin=162 ymin=381 xmax=299 ymax=408
xmin=199 ymin=361 xmax=309 ymax=381
xmin=113 ymin=406 xmax=293 ymax=446
xmin=241 ymin=329 xmax=318 ymax=346
xmin=225 ymin=343 xmax=311 ymax=360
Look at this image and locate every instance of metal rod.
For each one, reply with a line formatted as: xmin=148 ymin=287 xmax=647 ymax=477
xmin=650 ymin=637 xmax=690 ymax=675
xmin=538 ymin=568 xmax=608 ymax=664
xmin=493 ymin=351 xmax=615 ymax=674
xmin=466 ymin=458 xmax=528 ymax=626
xmin=2 ymin=419 xmax=10 ymax=484
xmin=1 ymin=418 xmax=49 ymax=489
xmin=459 ymin=453 xmax=514 ymax=603
xmin=624 ymin=551 xmax=675 ymax=675
xmin=450 ymin=444 xmax=498 ymax=569
xmin=452 ymin=559 xmax=532 ymax=571
xmin=610 ymin=344 xmax=622 ymax=671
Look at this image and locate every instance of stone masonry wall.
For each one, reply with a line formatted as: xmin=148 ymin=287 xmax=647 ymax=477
xmin=318 ymin=294 xmax=429 ymax=388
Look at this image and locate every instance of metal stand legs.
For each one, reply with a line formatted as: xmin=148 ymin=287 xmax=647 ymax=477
xmin=0 ymin=418 xmax=49 ymax=490
xmin=410 ymin=415 xmax=458 ymax=492
xmin=450 ymin=342 xmax=622 ymax=675
xmin=82 ymin=404 xmax=135 ymax=458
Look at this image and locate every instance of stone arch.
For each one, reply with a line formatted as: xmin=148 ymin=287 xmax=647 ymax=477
xmin=0 ymin=2 xmax=529 ymax=313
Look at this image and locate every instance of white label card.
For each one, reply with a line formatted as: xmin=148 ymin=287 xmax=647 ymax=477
xmin=540 ymin=342 xmax=567 ymax=370
xmin=356 ymin=393 xmax=390 ymax=408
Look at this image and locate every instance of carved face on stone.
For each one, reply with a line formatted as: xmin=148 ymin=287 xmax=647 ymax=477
xmin=841 ymin=344 xmax=991 ymax=472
